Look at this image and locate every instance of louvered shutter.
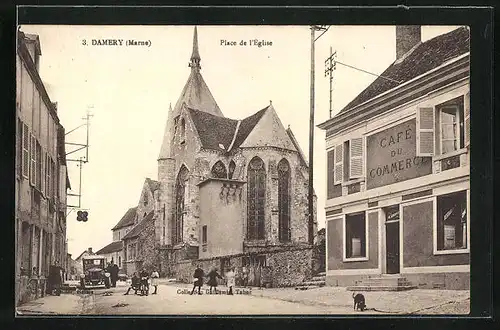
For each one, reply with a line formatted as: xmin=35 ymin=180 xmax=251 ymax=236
xmin=464 ymin=92 xmax=470 ymax=147
xmin=41 ymin=149 xmax=45 ymax=195
xmin=326 ymin=149 xmax=335 ymax=199
xmin=334 ymin=144 xmax=343 ymax=185
xmin=22 ymin=123 xmax=29 ymax=178
xmin=30 ymin=135 xmax=36 ymax=186
xmin=350 ymin=137 xmax=364 ymax=179
xmin=416 ymin=107 xmax=435 ymax=156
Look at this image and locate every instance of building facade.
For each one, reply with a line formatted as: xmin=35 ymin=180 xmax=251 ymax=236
xmin=103 ymin=27 xmax=317 ymax=287
xmin=318 ymin=26 xmax=470 ymax=290
xmin=15 ymin=31 xmax=71 ymax=304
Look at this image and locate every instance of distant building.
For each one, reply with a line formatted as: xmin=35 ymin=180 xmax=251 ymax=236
xmin=113 ymin=27 xmax=317 ymax=287
xmin=73 ymin=247 xmax=95 ymax=277
xmin=95 ymin=207 xmax=137 ymax=273
xmin=15 ymin=30 xmax=71 ymax=304
xmin=318 ymin=26 xmax=470 ymax=290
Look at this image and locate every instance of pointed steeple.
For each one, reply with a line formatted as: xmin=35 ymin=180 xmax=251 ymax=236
xmin=189 ymin=26 xmax=201 ymax=70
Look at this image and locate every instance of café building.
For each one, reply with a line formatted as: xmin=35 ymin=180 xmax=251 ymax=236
xmin=317 ymin=26 xmax=470 ymax=290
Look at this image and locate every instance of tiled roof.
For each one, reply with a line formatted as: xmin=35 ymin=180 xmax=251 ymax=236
xmin=286 ymin=127 xmax=308 ymax=168
xmin=145 ymin=178 xmax=160 ymax=192
xmin=188 ymin=106 xmax=268 ymax=151
xmin=96 ymin=241 xmax=123 ymax=255
xmin=231 ymin=107 xmax=268 ymax=149
xmin=122 ymin=211 xmax=155 ymax=240
xmin=111 ymin=207 xmax=137 ymax=231
xmin=340 ymin=27 xmax=470 ymax=113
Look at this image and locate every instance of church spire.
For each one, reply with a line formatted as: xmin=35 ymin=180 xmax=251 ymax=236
xmin=189 ymin=26 xmax=201 ymax=70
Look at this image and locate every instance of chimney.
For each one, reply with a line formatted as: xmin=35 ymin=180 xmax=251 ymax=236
xmin=88 ymin=247 xmax=93 ymax=254
xmin=396 ymin=26 xmax=421 ymax=59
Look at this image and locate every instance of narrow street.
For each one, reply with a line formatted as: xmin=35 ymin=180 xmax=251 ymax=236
xmin=91 ymin=283 xmax=360 ymax=315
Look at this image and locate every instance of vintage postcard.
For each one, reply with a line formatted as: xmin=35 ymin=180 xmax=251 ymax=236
xmin=15 ymin=23 xmax=470 ymax=315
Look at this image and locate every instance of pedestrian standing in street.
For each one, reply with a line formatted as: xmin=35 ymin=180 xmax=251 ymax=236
xmin=190 ymin=264 xmax=204 ymax=295
xmin=150 ymin=268 xmax=159 ymax=295
xmin=225 ymin=267 xmax=236 ymax=295
xmin=206 ymin=267 xmax=223 ymax=294
xmin=241 ymin=266 xmax=249 ymax=287
xmin=139 ymin=268 xmax=150 ymax=296
xmin=110 ymin=261 xmax=119 ymax=288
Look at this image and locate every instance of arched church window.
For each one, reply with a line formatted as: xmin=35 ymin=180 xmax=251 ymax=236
xmin=228 ymin=160 xmax=236 ymax=179
xmin=180 ymin=118 xmax=186 ymax=144
xmin=174 ymin=165 xmax=189 ymax=244
xmin=278 ymin=158 xmax=291 ymax=242
xmin=211 ymin=161 xmax=227 ymax=178
xmin=247 ymin=157 xmax=266 ymax=240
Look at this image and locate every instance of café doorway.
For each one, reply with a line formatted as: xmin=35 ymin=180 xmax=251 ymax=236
xmin=384 ymin=205 xmax=400 ymax=274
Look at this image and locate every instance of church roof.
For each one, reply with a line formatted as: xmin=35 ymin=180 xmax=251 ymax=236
xmin=96 ymin=241 xmax=123 ymax=255
xmin=187 ymin=106 xmax=268 ymax=151
xmin=122 ymin=211 xmax=155 ymax=240
xmin=158 ymin=27 xmax=224 ymax=160
xmin=340 ymin=27 xmax=470 ymax=114
xmin=172 ymin=69 xmax=223 ymax=117
xmin=286 ymin=127 xmax=308 ymax=168
xmin=145 ymin=178 xmax=160 ymax=192
xmin=111 ymin=207 xmax=137 ymax=231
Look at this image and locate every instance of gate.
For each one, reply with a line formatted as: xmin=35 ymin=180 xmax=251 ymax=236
xmin=244 ymin=255 xmax=266 ymax=287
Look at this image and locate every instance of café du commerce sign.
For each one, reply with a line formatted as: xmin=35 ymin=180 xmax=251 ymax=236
xmin=366 ymin=119 xmax=432 ymax=190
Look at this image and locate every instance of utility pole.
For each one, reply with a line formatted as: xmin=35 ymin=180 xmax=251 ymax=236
xmin=66 ymin=106 xmax=93 ymax=211
xmin=308 ymin=25 xmax=329 ymax=245
xmin=325 ymin=47 xmax=337 ymax=118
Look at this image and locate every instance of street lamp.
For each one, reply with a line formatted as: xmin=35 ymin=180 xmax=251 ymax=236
xmin=308 ymin=25 xmax=329 ymax=245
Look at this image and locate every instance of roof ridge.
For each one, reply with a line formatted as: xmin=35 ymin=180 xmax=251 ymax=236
xmin=227 ymin=120 xmax=242 ymax=152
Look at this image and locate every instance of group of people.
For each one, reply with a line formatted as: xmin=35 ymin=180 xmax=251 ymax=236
xmin=191 ymin=264 xmax=248 ymax=295
xmin=124 ymin=267 xmax=160 ymax=296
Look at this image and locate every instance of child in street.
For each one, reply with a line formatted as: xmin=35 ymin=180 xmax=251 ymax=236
xmin=150 ymin=268 xmax=159 ymax=295
xmin=124 ymin=272 xmax=140 ymax=295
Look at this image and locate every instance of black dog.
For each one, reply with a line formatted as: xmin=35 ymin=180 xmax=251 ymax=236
xmin=352 ymin=292 xmax=366 ymax=311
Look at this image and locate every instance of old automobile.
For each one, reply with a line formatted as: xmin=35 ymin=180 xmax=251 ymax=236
xmin=79 ymin=255 xmax=111 ymax=288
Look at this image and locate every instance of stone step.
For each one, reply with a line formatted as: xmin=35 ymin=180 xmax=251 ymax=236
xmin=363 ymin=279 xmax=412 ymax=286
xmin=295 ymin=285 xmax=321 ymax=290
xmin=346 ymin=285 xmax=417 ymax=292
xmin=296 ymin=281 xmax=325 ymax=287
xmin=310 ymin=277 xmax=326 ymax=282
xmin=316 ymin=272 xmax=326 ymax=277
xmin=362 ymin=277 xmax=410 ymax=285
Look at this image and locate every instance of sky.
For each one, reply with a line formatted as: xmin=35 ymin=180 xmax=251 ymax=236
xmin=19 ymin=25 xmax=459 ymax=257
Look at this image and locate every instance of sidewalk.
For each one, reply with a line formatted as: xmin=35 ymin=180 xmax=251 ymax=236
xmin=250 ymin=286 xmax=470 ymax=314
xmin=16 ymin=292 xmax=94 ymax=315
xmin=160 ymin=281 xmax=469 ymax=314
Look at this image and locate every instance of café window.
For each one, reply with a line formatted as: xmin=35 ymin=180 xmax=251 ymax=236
xmin=333 ymin=137 xmax=364 ymax=185
xmin=416 ymin=92 xmax=470 ymax=157
xmin=436 ymin=190 xmax=468 ymax=252
xmin=344 ymin=212 xmax=367 ymax=260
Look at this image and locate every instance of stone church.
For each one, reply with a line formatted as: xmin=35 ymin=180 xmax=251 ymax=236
xmin=111 ymin=27 xmax=317 ymax=287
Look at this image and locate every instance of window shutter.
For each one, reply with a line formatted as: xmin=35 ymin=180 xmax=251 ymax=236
xmin=22 ymin=123 xmax=29 ymax=178
xmin=464 ymin=92 xmax=470 ymax=147
xmin=326 ymin=149 xmax=335 ymax=199
xmin=416 ymin=107 xmax=435 ymax=156
xmin=41 ymin=150 xmax=46 ymax=195
xmin=349 ymin=137 xmax=364 ymax=179
xmin=334 ymin=144 xmax=343 ymax=185
xmin=30 ymin=135 xmax=36 ymax=186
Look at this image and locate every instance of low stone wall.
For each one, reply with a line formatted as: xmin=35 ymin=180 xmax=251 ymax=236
xmin=172 ymin=247 xmax=313 ymax=288
xmin=267 ymin=248 xmax=313 ymax=287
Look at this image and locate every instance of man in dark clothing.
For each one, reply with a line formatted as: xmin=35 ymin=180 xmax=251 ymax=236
xmin=124 ymin=272 xmax=140 ymax=295
xmin=139 ymin=268 xmax=149 ymax=296
xmin=109 ymin=261 xmax=119 ymax=287
xmin=190 ymin=265 xmax=204 ymax=295
xmin=48 ymin=261 xmax=63 ymax=296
